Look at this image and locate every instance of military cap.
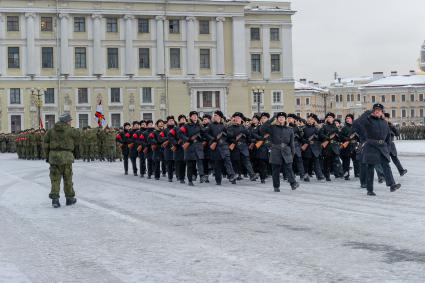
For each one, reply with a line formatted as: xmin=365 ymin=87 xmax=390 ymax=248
xmin=59 ymin=113 xmax=72 ymax=123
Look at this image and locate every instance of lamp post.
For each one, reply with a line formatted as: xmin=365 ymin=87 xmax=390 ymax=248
xmin=320 ymin=90 xmax=330 ymax=116
xmin=31 ymin=88 xmax=45 ymax=129
xmin=252 ymin=86 xmax=265 ymax=115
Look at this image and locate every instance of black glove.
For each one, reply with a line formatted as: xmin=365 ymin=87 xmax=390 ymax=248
xmin=45 ymin=158 xmax=49 ymax=163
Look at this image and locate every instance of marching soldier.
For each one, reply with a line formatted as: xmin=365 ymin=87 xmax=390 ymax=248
xmin=340 ymin=114 xmax=360 ymax=180
xmin=384 ymin=113 xmax=407 ymax=176
xmin=147 ymin=119 xmax=165 ymax=180
xmin=354 ymin=104 xmax=401 ymax=196
xmin=319 ymin=112 xmax=343 ymax=181
xmin=288 ymin=114 xmax=309 ymax=182
xmin=301 ymin=114 xmax=325 ymax=181
xmin=251 ymin=113 xmax=271 ymax=183
xmin=116 ymin=122 xmax=131 ymax=174
xmin=205 ymin=110 xmax=237 ymax=185
xmin=129 ymin=121 xmax=140 ymax=176
xmin=169 ymin=115 xmax=187 ymax=183
xmin=143 ymin=120 xmax=155 ymax=179
xmin=262 ymin=112 xmax=299 ymax=192
xmin=162 ymin=116 xmax=176 ymax=182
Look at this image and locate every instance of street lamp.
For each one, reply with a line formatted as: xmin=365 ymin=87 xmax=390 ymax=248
xmin=31 ymin=88 xmax=46 ymax=129
xmin=252 ymin=86 xmax=265 ymax=115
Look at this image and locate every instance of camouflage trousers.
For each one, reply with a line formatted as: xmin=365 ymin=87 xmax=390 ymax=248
xmin=49 ymin=164 xmax=75 ymax=199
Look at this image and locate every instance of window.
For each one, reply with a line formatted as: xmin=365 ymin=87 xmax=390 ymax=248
xmin=351 ymin=94 xmax=354 ymax=102
xmin=347 ymin=94 xmax=350 ymax=102
xmin=392 ymin=95 xmax=396 ymax=102
xmin=306 ymin=97 xmax=310 ymax=105
xmin=107 ymin=48 xmax=119 ymax=68
xmin=138 ymin=18 xmax=149 ymax=33
xmin=8 ymin=47 xmax=20 ymax=68
xmin=200 ymin=49 xmax=210 ymax=69
xmin=371 ymin=96 xmax=376 ymax=103
xmin=139 ymin=48 xmax=150 ymax=69
xmin=44 ymin=88 xmax=55 ymax=104
xmin=110 ymin=88 xmax=121 ymax=103
xmin=74 ymin=17 xmax=86 ymax=32
xmin=45 ymin=115 xmax=55 ymax=130
xmin=41 ymin=17 xmax=53 ymax=32
xmin=197 ymin=91 xmax=221 ymax=109
xmin=272 ymin=91 xmax=282 ymax=104
xmin=381 ymin=95 xmax=386 ymax=103
xmin=420 ymin=108 xmax=424 ymax=118
xmin=106 ymin=18 xmax=118 ymax=32
xmin=420 ymin=94 xmax=424 ymax=102
xmin=169 ymin=20 xmax=180 ymax=34
xmin=410 ymin=94 xmax=415 ymax=102
xmin=336 ymin=95 xmax=339 ymax=103
xmin=10 ymin=88 xmax=21 ymax=104
xmin=75 ymin=47 xmax=87 ymax=68
xmin=392 ymin=109 xmax=396 ymax=118
xmin=199 ymin=20 xmax=209 ymax=34
xmin=142 ymin=113 xmax=153 ymax=121
xmin=271 ymin=54 xmax=280 ymax=72
xmin=10 ymin=115 xmax=22 ymax=133
xmin=41 ymin=47 xmax=54 ymax=68
xmin=111 ymin=114 xmax=121 ymax=128
xmin=296 ymin=98 xmax=301 ymax=106
xmin=411 ymin=109 xmax=415 ymax=117
xmin=170 ymin=48 xmax=181 ymax=68
xmin=7 ymin=16 xmax=19 ymax=32
xmin=270 ymin=28 xmax=279 ymax=41
xmin=252 ymin=92 xmax=263 ymax=105
xmin=357 ymin=94 xmax=360 ymax=101
xmin=402 ymin=95 xmax=406 ymax=102
xmin=250 ymin=27 xmax=260 ymax=40
xmin=78 ymin=114 xmax=89 ymax=128
xmin=78 ymin=88 xmax=88 ymax=104
xmin=402 ymin=109 xmax=406 ymax=118
xmin=141 ymin=87 xmax=152 ymax=104
xmin=339 ymin=95 xmax=343 ymax=102
xmin=251 ymin=54 xmax=261 ymax=73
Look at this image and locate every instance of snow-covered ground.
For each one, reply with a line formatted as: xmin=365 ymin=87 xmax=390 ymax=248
xmin=1 ymin=141 xmax=425 ymax=282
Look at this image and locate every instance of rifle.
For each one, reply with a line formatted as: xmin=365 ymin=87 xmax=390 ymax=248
xmin=137 ymin=145 xmax=143 ymax=153
xmin=161 ymin=140 xmax=170 ymax=148
xmin=171 ymin=139 xmax=182 ymax=152
xmin=151 ymin=144 xmax=158 ymax=151
xmin=229 ymin=133 xmax=243 ymax=151
xmin=301 ymin=134 xmax=318 ymax=151
xmin=143 ymin=147 xmax=149 ymax=154
xmin=183 ymin=133 xmax=200 ymax=151
xmin=321 ymin=133 xmax=336 ymax=149
xmin=209 ymin=132 xmax=223 ymax=151
xmin=255 ymin=134 xmax=270 ymax=149
xmin=340 ymin=133 xmax=358 ymax=149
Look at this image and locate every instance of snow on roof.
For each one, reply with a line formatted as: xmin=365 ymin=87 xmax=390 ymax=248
xmin=332 ymin=76 xmax=373 ymax=86
xmin=363 ymin=75 xmax=425 ymax=88
xmin=295 ymin=81 xmax=325 ymax=92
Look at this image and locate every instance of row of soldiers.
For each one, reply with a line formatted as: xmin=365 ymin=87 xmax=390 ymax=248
xmin=5 ymin=127 xmax=120 ymax=161
xmin=114 ymin=108 xmax=406 ymax=193
xmin=398 ymin=125 xmax=425 ymax=140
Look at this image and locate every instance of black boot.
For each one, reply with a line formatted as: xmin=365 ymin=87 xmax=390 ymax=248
xmin=291 ymin=182 xmax=299 ymax=190
xmin=303 ymin=175 xmax=310 ymax=182
xmin=125 ymin=171 xmax=128 ymax=175
xmin=261 ymin=179 xmax=266 ymax=184
xmin=274 ymin=187 xmax=280 ymax=192
xmin=390 ymin=183 xmax=401 ymax=192
xmin=400 ymin=169 xmax=407 ymax=176
xmin=180 ymin=179 xmax=185 ymax=184
xmin=66 ymin=197 xmax=77 ymax=206
xmin=250 ymin=174 xmax=258 ymax=181
xmin=188 ymin=181 xmax=194 ymax=186
xmin=367 ymin=191 xmax=376 ymax=196
xmin=52 ymin=198 xmax=61 ymax=208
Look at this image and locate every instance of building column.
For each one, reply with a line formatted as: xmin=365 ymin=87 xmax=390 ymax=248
xmin=92 ymin=14 xmax=103 ymax=76
xmin=232 ymin=16 xmax=247 ymax=78
xmin=216 ymin=17 xmax=225 ymax=75
xmin=262 ymin=26 xmax=270 ymax=80
xmin=0 ymin=13 xmax=5 ymax=75
xmin=25 ymin=12 xmax=36 ymax=76
xmin=282 ymin=24 xmax=294 ymax=81
xmin=124 ymin=15 xmax=135 ymax=76
xmin=155 ymin=16 xmax=165 ymax=75
xmin=59 ymin=13 xmax=71 ymax=75
xmin=186 ymin=16 xmax=196 ymax=75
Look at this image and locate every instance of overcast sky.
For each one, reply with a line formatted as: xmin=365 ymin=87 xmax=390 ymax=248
xmin=289 ymin=0 xmax=425 ymax=85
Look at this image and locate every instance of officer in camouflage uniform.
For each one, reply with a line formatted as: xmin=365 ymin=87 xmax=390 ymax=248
xmin=0 ymin=133 xmax=6 ymax=153
xmin=44 ymin=113 xmax=80 ymax=208
xmin=103 ymin=127 xmax=117 ymax=162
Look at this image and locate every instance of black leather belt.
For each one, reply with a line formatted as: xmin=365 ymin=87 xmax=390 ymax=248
xmin=367 ymin=139 xmax=385 ymax=145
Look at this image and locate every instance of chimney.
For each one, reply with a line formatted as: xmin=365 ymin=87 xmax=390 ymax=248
xmin=390 ymin=71 xmax=398 ymax=76
xmin=314 ymin=83 xmax=319 ymax=87
xmin=308 ymin=80 xmax=314 ymax=86
xmin=300 ymin=78 xmax=307 ymax=84
xmin=410 ymin=70 xmax=416 ymax=75
xmin=372 ymin=72 xmax=384 ymax=81
xmin=338 ymin=77 xmax=342 ymax=83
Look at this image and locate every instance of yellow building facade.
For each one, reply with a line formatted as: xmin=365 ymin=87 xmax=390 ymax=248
xmin=0 ymin=0 xmax=295 ymax=132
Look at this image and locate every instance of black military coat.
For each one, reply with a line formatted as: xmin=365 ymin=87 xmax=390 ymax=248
xmin=226 ymin=123 xmax=251 ymax=159
xmin=178 ymin=122 xmax=204 ymax=161
xmin=205 ymin=122 xmax=231 ymax=161
xmin=261 ymin=119 xmax=295 ymax=165
xmin=301 ymin=124 xmax=321 ymax=158
xmin=319 ymin=122 xmax=341 ymax=156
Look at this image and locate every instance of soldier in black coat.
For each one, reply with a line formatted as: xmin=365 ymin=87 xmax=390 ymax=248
xmin=227 ymin=112 xmax=258 ymax=181
xmin=128 ymin=121 xmax=140 ymax=176
xmin=384 ymin=113 xmax=407 ymax=176
xmin=169 ymin=115 xmax=187 ymax=183
xmin=288 ymin=114 xmax=309 ymax=182
xmin=160 ymin=116 xmax=176 ymax=182
xmin=319 ymin=112 xmax=343 ymax=181
xmin=340 ymin=114 xmax=360 ymax=180
xmin=202 ymin=114 xmax=212 ymax=183
xmin=262 ymin=112 xmax=299 ymax=192
xmin=205 ymin=110 xmax=237 ymax=185
xmin=147 ymin=119 xmax=165 ymax=180
xmin=135 ymin=122 xmax=147 ymax=178
xmin=252 ymin=113 xmax=271 ymax=183
xmin=178 ymin=111 xmax=205 ymax=186
xmin=354 ymin=104 xmax=401 ymax=196
xmin=301 ymin=114 xmax=324 ymax=180
xmin=142 ymin=121 xmax=155 ymax=179
xmin=116 ymin=122 xmax=131 ymax=175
